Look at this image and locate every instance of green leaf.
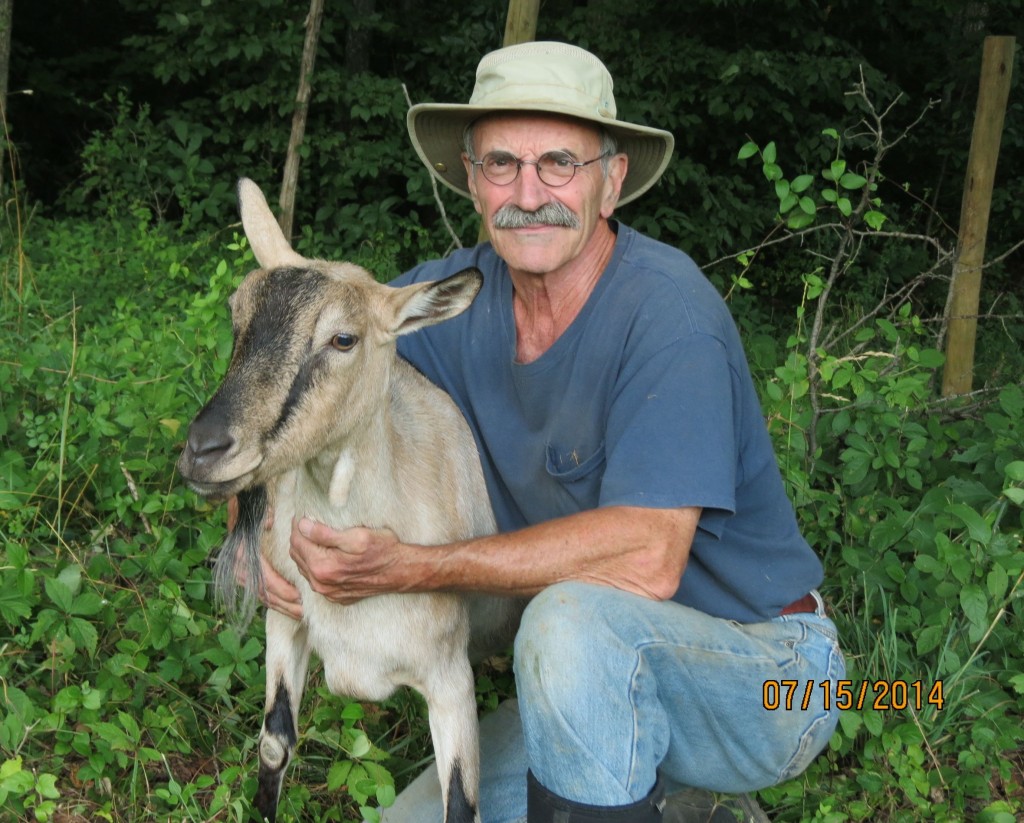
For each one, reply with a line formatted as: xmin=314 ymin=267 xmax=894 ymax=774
xmin=779 ymin=192 xmax=798 ymax=214
xmin=914 ymin=554 xmax=945 ymax=577
xmin=1004 ymin=461 xmax=1024 ymax=482
xmin=44 ymin=576 xmax=74 ymax=613
xmin=864 ymin=210 xmax=887 ymax=230
xmin=376 ymin=783 xmax=397 ymax=808
xmin=840 ymin=172 xmax=868 ymax=189
xmin=737 ymin=142 xmax=758 ymax=160
xmin=916 ymin=624 xmax=943 ymax=655
xmin=869 ymin=517 xmax=907 ymax=551
xmin=68 ymin=617 xmax=99 ymax=657
xmin=949 ymin=503 xmax=992 ymax=543
xmin=348 ymin=733 xmax=371 ymax=759
xmin=763 ymin=141 xmax=777 ymax=164
xmin=787 ymin=211 xmax=815 ymax=230
xmin=57 ymin=565 xmax=83 ymax=597
xmin=790 ymin=174 xmax=815 ymax=193
xmin=987 ymin=565 xmax=1009 ymax=600
xmin=960 ymin=584 xmax=988 ymax=628
xmin=71 ymin=592 xmax=105 ymax=617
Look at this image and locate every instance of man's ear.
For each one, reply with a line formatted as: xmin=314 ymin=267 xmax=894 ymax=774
xmin=600 ymin=153 xmax=629 ymax=219
xmin=462 ymin=154 xmax=484 ymax=215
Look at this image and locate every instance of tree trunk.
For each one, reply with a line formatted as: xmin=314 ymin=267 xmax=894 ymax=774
xmin=941 ymin=36 xmax=1015 ymax=397
xmin=279 ymin=0 xmax=326 ymax=240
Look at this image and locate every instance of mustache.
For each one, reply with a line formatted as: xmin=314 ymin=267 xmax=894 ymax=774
xmin=491 ymin=202 xmax=581 ymax=230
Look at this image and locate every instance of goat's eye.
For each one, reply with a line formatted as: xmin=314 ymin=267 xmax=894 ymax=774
xmin=330 ymin=333 xmax=359 ymax=352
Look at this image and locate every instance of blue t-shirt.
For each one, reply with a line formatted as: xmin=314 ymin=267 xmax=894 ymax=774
xmin=393 ymin=223 xmax=822 ymax=622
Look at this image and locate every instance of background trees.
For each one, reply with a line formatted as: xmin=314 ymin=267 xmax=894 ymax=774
xmin=7 ymin=0 xmax=1022 ymax=275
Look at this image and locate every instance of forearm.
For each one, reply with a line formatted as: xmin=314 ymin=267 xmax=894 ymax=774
xmin=412 ymin=505 xmax=699 ymax=602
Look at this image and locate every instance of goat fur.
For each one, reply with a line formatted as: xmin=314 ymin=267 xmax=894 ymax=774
xmin=177 ymin=178 xmax=521 ymax=823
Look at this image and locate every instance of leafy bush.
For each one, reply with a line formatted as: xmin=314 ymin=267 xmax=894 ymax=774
xmin=724 ymin=108 xmax=1024 ymax=821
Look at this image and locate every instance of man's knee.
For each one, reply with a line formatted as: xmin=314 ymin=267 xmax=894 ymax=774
xmin=513 ymin=582 xmax=630 ymax=698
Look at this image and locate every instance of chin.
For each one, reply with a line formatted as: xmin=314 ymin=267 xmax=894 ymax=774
xmin=495 ymin=244 xmax=574 ymax=276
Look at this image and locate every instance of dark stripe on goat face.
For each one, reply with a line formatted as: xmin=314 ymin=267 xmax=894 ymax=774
xmin=234 ymin=268 xmax=327 ymax=372
xmin=269 ymin=346 xmax=323 ymax=440
xmin=231 ymin=268 xmax=329 ymax=439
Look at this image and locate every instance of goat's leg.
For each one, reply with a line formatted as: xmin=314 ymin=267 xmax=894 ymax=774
xmin=254 ymin=609 xmax=311 ymax=823
xmin=423 ymin=657 xmax=481 ymax=823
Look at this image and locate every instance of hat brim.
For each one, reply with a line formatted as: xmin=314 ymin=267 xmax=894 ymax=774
xmin=407 ymin=102 xmax=674 ymax=207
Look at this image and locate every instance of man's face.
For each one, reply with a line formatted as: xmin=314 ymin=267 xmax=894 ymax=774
xmin=463 ymin=114 xmax=627 ymax=277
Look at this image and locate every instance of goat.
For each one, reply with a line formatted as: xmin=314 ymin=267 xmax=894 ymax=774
xmin=177 ymin=178 xmax=521 ymax=823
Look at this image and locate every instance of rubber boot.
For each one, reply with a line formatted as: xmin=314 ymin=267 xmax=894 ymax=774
xmin=527 ymin=770 xmax=666 ymax=822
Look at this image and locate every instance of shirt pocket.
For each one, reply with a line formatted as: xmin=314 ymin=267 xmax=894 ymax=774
xmin=545 ymin=441 xmax=607 ymax=510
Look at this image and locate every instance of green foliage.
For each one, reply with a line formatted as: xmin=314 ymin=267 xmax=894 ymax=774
xmin=0 ymin=214 xmax=448 ymax=821
xmin=734 ymin=125 xmax=1024 ymax=819
xmin=10 ymin=0 xmax=1019 ymax=302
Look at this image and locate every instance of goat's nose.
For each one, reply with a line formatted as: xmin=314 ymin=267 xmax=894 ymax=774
xmin=186 ymin=415 xmax=236 ymax=466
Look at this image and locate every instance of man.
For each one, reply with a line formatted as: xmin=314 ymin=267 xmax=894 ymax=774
xmin=261 ymin=41 xmax=844 ymax=822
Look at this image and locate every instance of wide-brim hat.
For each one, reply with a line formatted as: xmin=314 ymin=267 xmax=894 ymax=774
xmin=407 ymin=41 xmax=675 ymax=207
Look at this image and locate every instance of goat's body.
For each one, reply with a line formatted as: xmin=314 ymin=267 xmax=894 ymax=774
xmin=255 ymin=361 xmax=493 ymax=822
xmin=178 ymin=179 xmax=521 ymax=823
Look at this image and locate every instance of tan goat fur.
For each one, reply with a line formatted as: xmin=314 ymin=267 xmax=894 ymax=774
xmin=177 ymin=178 xmax=520 ymax=823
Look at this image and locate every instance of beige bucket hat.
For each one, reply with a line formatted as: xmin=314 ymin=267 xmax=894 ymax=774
xmin=407 ymin=41 xmax=675 ymax=207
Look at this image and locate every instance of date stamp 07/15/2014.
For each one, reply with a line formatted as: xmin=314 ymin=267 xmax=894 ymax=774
xmin=762 ymin=679 xmax=945 ymax=712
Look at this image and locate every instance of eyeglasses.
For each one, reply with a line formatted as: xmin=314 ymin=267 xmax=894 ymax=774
xmin=470 ymin=150 xmax=611 ymax=187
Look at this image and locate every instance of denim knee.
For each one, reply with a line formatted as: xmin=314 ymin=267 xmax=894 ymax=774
xmin=516 ymin=583 xmax=596 ymax=673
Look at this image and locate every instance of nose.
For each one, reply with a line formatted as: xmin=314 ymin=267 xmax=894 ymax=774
xmin=184 ymin=413 xmax=236 ymax=469
xmin=510 ymin=161 xmax=551 ymax=211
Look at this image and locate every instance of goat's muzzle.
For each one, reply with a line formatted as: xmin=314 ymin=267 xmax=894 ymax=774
xmin=178 ymin=409 xmax=260 ymax=499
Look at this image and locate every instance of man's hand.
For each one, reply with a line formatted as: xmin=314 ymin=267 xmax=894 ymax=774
xmin=289 ymin=518 xmax=407 ymax=606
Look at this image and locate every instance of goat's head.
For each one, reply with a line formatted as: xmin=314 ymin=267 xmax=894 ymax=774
xmin=177 ymin=178 xmax=483 ymax=501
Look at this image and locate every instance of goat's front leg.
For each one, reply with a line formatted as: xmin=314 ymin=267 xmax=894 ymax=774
xmin=254 ymin=609 xmax=311 ymax=823
xmin=423 ymin=657 xmax=481 ymax=823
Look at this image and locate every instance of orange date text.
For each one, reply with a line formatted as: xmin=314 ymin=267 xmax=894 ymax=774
xmin=762 ymin=679 xmax=945 ymax=711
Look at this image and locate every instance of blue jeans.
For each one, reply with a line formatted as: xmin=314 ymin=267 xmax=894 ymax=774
xmin=381 ymin=581 xmax=844 ymax=822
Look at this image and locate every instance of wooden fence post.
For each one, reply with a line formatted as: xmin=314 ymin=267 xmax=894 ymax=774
xmin=503 ymin=0 xmax=540 ymax=45
xmin=941 ymin=36 xmax=1015 ymax=397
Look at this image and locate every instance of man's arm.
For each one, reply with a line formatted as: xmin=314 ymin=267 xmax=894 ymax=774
xmin=287 ymin=505 xmax=700 ymax=607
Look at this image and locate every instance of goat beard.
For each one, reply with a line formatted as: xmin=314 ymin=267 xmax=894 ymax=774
xmin=214 ymin=484 xmax=269 ymax=630
xmin=491 ymin=202 xmax=581 ymax=231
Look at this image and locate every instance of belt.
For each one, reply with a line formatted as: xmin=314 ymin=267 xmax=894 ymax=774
xmin=780 ymin=592 xmax=820 ymax=616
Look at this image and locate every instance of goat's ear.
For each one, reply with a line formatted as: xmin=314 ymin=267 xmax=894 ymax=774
xmin=385 ymin=267 xmax=484 ymax=337
xmin=237 ymin=178 xmax=308 ymax=270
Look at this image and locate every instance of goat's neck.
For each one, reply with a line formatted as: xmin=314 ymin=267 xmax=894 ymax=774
xmin=300 ymin=402 xmax=396 ymax=513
